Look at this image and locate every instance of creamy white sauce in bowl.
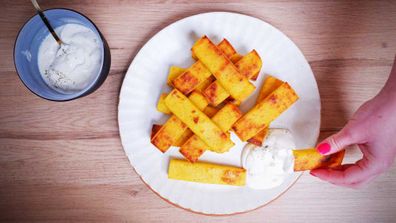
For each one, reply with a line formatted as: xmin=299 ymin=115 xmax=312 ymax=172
xmin=38 ymin=23 xmax=102 ymax=93
xmin=242 ymin=129 xmax=295 ymax=190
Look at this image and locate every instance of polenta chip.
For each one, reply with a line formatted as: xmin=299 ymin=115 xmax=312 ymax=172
xmin=156 ymin=93 xmax=171 ymax=114
xmin=195 ymin=76 xmax=215 ymax=92
xmin=203 ymin=81 xmax=230 ymax=106
xmin=168 ymin=159 xmax=246 ymax=186
xmin=217 ymin=38 xmax=237 ymax=58
xmin=247 ymin=127 xmax=269 ymax=146
xmin=247 ymin=76 xmax=284 ymax=145
xmin=180 ymin=103 xmax=242 ymax=162
xmin=233 ymin=82 xmax=298 ymax=141
xmin=257 ymin=75 xmax=284 ymax=102
xmin=174 ymin=129 xmax=194 ymax=147
xmin=188 ymin=91 xmax=209 ymax=111
xmin=172 ymin=61 xmax=212 ymax=95
xmin=293 ymin=148 xmax=345 ymax=171
xmin=235 ymin=50 xmax=262 ymax=80
xmin=203 ymin=106 xmax=219 ymax=118
xmin=192 ymin=36 xmax=256 ymax=101
xmin=151 ymin=116 xmax=188 ymax=153
xmin=165 ymin=89 xmax=234 ymax=153
xmin=167 ymin=66 xmax=186 ymax=86
xmin=151 ymin=124 xmax=162 ymax=139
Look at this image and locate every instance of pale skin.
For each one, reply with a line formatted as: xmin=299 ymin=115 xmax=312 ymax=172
xmin=311 ymin=56 xmax=396 ymax=188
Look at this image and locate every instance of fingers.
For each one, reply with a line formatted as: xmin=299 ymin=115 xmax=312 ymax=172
xmin=310 ymin=158 xmax=378 ymax=187
xmin=316 ymin=126 xmax=362 ymax=155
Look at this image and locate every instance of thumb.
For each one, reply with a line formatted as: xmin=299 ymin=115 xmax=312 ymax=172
xmin=317 ymin=126 xmax=361 ymax=155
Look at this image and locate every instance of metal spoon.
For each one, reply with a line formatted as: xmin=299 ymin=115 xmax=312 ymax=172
xmin=31 ymin=0 xmax=63 ymax=45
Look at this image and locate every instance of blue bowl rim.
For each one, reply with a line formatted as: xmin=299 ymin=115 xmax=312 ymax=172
xmin=13 ymin=7 xmax=110 ymax=102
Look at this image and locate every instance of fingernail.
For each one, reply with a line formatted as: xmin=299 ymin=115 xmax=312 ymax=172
xmin=317 ymin=143 xmax=330 ymax=155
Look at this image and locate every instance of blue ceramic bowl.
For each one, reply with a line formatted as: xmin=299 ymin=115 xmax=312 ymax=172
xmin=14 ymin=8 xmax=111 ymax=101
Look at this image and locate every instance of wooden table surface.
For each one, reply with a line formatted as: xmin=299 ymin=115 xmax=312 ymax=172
xmin=1 ymin=1 xmax=396 ymax=222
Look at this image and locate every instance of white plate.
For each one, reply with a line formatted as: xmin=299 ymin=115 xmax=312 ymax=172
xmin=118 ymin=12 xmax=320 ymax=215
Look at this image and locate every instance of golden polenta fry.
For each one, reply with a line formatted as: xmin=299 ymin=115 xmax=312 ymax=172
xmin=165 ymin=89 xmax=234 ymax=152
xmin=247 ymin=127 xmax=269 ymax=146
xmin=217 ymin=38 xmax=237 ymax=58
xmin=235 ymin=50 xmax=262 ymax=80
xmin=167 ymin=66 xmax=186 ymax=86
xmin=200 ymin=48 xmax=262 ymax=106
xmin=173 ymin=129 xmax=194 ymax=147
xmin=156 ymin=93 xmax=171 ymax=114
xmin=203 ymin=106 xmax=219 ymax=118
xmin=257 ymin=75 xmax=284 ymax=102
xmin=195 ymin=76 xmax=215 ymax=92
xmin=172 ymin=61 xmax=212 ymax=95
xmin=151 ymin=124 xmax=162 ymax=140
xmin=151 ymin=115 xmax=188 ymax=153
xmin=192 ymin=36 xmax=256 ymax=101
xmin=168 ymin=159 xmax=246 ymax=186
xmin=293 ymin=148 xmax=345 ymax=171
xmin=247 ymin=76 xmax=284 ymax=146
xmin=188 ymin=90 xmax=209 ymax=111
xmin=233 ymin=82 xmax=298 ymax=141
xmin=203 ymin=81 xmax=230 ymax=106
xmin=180 ymin=103 xmax=242 ymax=162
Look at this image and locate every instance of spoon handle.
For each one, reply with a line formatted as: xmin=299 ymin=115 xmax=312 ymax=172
xmin=31 ymin=0 xmax=63 ymax=45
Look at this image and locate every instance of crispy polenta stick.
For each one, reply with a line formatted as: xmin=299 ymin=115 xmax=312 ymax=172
xmin=192 ymin=36 xmax=256 ymax=101
xmin=195 ymin=76 xmax=215 ymax=92
xmin=230 ymin=53 xmax=243 ymax=63
xmin=192 ymin=38 xmax=238 ymax=60
xmin=151 ymin=116 xmax=188 ymax=152
xmin=157 ymin=91 xmax=208 ymax=115
xmin=165 ymin=89 xmax=234 ymax=152
xmin=203 ymin=106 xmax=219 ymax=118
xmin=155 ymin=91 xmax=209 ymax=146
xmin=168 ymin=159 xmax=246 ymax=186
xmin=172 ymin=61 xmax=212 ymax=95
xmin=203 ymin=81 xmax=230 ymax=106
xmin=167 ymin=66 xmax=186 ymax=86
xmin=233 ymin=82 xmax=299 ymax=141
xmin=157 ymin=93 xmax=171 ymax=114
xmin=201 ymin=51 xmax=262 ymax=106
xmin=216 ymin=38 xmax=237 ymax=58
xmin=247 ymin=128 xmax=269 ymax=146
xmin=235 ymin=50 xmax=262 ymax=80
xmin=247 ymin=76 xmax=284 ymax=145
xmin=188 ymin=90 xmax=209 ymax=111
xmin=151 ymin=124 xmax=162 ymax=139
xmin=171 ymin=91 xmax=209 ymax=146
xmin=257 ymin=75 xmax=284 ymax=102
xmin=174 ymin=129 xmax=194 ymax=147
xmin=293 ymin=148 xmax=345 ymax=171
xmin=180 ymin=103 xmax=242 ymax=162
xmin=211 ymin=103 xmax=243 ymax=132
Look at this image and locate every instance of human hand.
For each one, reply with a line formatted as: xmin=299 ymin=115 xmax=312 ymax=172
xmin=310 ymin=56 xmax=396 ymax=188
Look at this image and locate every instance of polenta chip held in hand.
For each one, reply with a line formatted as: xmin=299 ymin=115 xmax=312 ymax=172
xmin=293 ymin=148 xmax=345 ymax=171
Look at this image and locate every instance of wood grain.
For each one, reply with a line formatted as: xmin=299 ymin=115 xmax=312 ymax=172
xmin=1 ymin=0 xmax=395 ymax=222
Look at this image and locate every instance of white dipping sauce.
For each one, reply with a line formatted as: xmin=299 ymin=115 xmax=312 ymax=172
xmin=241 ymin=129 xmax=295 ymax=190
xmin=38 ymin=23 xmax=102 ymax=92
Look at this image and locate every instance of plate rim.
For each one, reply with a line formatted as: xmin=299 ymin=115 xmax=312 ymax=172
xmin=118 ymin=11 xmax=319 ymax=215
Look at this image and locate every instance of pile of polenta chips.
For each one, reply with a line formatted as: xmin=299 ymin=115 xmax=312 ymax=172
xmin=150 ymin=36 xmax=344 ymax=186
xmin=152 ymin=36 xmax=297 ymax=161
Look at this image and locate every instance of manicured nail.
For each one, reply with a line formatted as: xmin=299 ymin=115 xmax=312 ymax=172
xmin=317 ymin=143 xmax=330 ymax=154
